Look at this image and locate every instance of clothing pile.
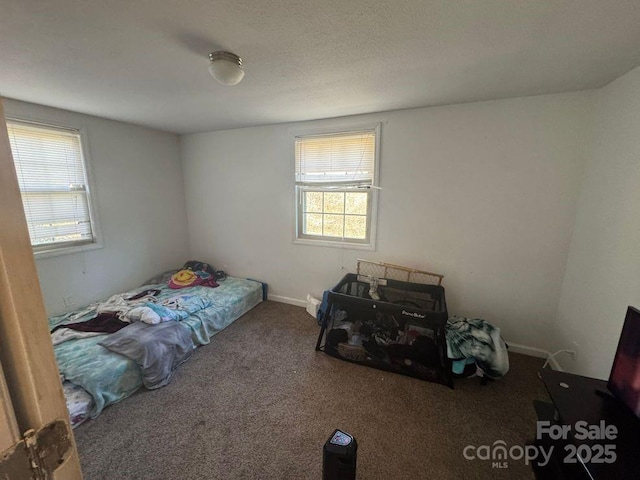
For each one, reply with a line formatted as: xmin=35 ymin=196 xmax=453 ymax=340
xmin=50 ymin=260 xmax=226 ymax=346
xmin=445 ymin=315 xmax=510 ymax=379
xmin=50 ymin=289 xmax=211 ymax=345
xmin=168 ymin=260 xmax=225 ymax=289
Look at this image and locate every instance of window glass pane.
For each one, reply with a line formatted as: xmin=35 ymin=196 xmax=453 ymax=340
xmin=305 ymin=213 xmax=323 ymax=236
xmin=304 ymin=191 xmax=323 ymax=213
xmin=345 ymin=192 xmax=368 ymax=215
xmin=344 ymin=215 xmax=367 ymax=239
xmin=324 ymin=192 xmax=345 ymax=214
xmin=294 ymin=126 xmax=378 ymax=246
xmin=323 ymin=214 xmax=344 ymax=237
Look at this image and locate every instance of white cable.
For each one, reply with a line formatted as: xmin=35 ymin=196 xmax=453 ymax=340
xmin=542 ymin=349 xmax=576 ymax=370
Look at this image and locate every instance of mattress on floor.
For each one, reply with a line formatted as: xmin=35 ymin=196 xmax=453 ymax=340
xmin=63 ymin=380 xmax=94 ymax=429
xmin=51 ymin=277 xmax=264 ymax=426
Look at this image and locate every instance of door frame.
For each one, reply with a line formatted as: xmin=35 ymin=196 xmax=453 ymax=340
xmin=0 ymin=98 xmax=82 ymax=479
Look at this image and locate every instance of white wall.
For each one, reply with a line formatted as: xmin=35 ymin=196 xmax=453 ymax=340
xmin=181 ymin=92 xmax=594 ymax=351
xmin=554 ymin=66 xmax=640 ymax=379
xmin=4 ymin=99 xmax=190 ymax=315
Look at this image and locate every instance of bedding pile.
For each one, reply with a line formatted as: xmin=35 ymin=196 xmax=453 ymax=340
xmin=99 ymin=321 xmax=194 ymax=390
xmin=50 ymin=272 xmax=264 ymax=428
xmin=51 ymin=290 xmax=211 ymax=345
xmin=445 ymin=315 xmax=509 ymax=379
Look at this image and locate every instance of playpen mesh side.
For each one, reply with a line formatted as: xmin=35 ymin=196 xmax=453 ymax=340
xmin=376 ymin=286 xmax=438 ymax=311
xmin=337 ymin=281 xmax=370 ymax=299
xmin=337 ymin=280 xmax=440 ymax=312
xmin=323 ymin=274 xmax=452 ymax=387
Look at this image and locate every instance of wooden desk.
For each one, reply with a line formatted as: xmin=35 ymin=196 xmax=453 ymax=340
xmin=532 ymin=368 xmax=640 ymax=479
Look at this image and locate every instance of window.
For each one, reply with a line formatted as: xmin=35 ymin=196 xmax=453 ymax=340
xmin=6 ymin=119 xmax=99 ymax=255
xmin=294 ymin=125 xmax=380 ymax=248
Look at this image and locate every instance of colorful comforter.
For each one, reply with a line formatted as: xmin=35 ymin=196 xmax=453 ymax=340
xmin=51 ymin=277 xmax=263 ymax=423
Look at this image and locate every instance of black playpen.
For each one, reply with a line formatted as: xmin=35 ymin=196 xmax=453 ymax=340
xmin=315 ymin=273 xmax=453 ymax=388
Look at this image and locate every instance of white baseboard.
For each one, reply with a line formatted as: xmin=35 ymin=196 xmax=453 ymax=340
xmin=267 ymin=294 xmax=307 ymax=308
xmin=507 ymin=342 xmax=563 ymax=371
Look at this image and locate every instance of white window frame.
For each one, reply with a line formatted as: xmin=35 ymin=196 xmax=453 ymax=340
xmin=293 ymin=123 xmax=381 ymax=250
xmin=6 ymin=117 xmax=103 ymax=258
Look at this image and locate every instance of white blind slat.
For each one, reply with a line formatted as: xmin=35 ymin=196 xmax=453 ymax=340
xmin=7 ymin=120 xmax=94 ymax=248
xmin=295 ymin=131 xmax=375 ymax=184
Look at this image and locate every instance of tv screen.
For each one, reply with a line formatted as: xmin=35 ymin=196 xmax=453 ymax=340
xmin=608 ymin=306 xmax=640 ymax=418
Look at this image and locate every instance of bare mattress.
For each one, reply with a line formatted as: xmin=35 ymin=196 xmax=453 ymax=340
xmin=49 ymin=276 xmax=263 ymax=428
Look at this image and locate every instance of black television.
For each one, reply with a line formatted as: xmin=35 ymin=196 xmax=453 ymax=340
xmin=607 ymin=306 xmax=640 ymax=419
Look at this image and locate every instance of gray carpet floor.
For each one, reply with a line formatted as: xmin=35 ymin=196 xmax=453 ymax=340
xmin=74 ymin=301 xmax=549 ymax=479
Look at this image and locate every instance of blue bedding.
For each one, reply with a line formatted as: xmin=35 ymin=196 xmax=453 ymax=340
xmin=51 ymin=277 xmax=263 ymax=418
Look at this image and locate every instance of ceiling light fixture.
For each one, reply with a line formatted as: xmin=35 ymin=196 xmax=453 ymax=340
xmin=208 ymin=51 xmax=244 ymax=86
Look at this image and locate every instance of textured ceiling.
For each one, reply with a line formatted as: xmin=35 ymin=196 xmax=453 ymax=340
xmin=2 ymin=0 xmax=640 ymax=134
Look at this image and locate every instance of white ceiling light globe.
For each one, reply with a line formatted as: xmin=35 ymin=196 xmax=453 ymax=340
xmin=208 ymin=51 xmax=245 ymax=86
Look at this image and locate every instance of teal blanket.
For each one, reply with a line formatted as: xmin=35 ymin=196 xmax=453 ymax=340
xmin=51 ymin=277 xmax=263 ymax=418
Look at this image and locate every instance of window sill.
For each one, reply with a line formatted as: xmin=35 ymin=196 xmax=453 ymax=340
xmin=34 ymin=242 xmax=103 ymax=259
xmin=294 ymin=237 xmax=375 ymax=251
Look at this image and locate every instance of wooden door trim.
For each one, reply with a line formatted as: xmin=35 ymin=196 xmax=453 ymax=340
xmin=0 ymin=98 xmax=82 ymax=478
xmin=0 ymin=360 xmax=19 ymax=452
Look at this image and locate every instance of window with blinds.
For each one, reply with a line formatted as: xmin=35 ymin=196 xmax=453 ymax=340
xmin=294 ymin=126 xmax=379 ymax=248
xmin=6 ymin=120 xmax=97 ymax=252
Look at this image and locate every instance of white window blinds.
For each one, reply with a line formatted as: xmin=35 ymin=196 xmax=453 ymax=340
xmin=295 ymin=131 xmax=376 ymax=185
xmin=7 ymin=120 xmax=95 ymax=249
